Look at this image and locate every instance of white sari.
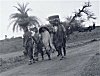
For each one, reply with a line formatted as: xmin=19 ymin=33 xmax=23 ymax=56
xmin=41 ymin=30 xmax=55 ymax=51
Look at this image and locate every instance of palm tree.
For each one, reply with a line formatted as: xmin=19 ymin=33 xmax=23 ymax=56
xmin=9 ymin=3 xmax=40 ymax=32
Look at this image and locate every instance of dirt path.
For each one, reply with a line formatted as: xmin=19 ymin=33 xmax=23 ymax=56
xmin=0 ymin=41 xmax=99 ymax=76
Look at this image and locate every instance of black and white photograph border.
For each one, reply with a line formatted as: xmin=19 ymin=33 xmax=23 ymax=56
xmin=0 ymin=0 xmax=100 ymax=76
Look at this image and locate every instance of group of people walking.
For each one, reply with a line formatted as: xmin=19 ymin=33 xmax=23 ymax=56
xmin=23 ymin=15 xmax=67 ymax=65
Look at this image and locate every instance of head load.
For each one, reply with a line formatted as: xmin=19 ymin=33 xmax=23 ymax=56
xmin=48 ymin=15 xmax=60 ymax=25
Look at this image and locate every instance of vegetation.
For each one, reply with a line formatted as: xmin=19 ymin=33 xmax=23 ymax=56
xmin=64 ymin=1 xmax=96 ymax=34
xmin=0 ymin=37 xmax=23 ymax=54
xmin=9 ymin=3 xmax=40 ymax=32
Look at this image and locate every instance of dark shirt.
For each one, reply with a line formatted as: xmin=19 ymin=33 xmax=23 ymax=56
xmin=23 ymin=31 xmax=33 ymax=47
xmin=53 ymin=24 xmax=66 ymax=47
xmin=33 ymin=33 xmax=43 ymax=48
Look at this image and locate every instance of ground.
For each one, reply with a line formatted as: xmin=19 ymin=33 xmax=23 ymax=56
xmin=0 ymin=40 xmax=100 ymax=76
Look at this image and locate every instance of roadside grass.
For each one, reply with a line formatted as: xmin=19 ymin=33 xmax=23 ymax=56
xmin=0 ymin=37 xmax=24 ymax=54
xmin=68 ymin=28 xmax=100 ymax=43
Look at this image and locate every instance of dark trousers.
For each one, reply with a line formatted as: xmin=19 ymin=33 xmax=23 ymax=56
xmin=46 ymin=49 xmax=51 ymax=59
xmin=34 ymin=47 xmax=44 ymax=59
xmin=55 ymin=42 xmax=66 ymax=56
xmin=62 ymin=45 xmax=66 ymax=56
xmin=57 ymin=46 xmax=62 ymax=56
xmin=63 ymin=38 xmax=66 ymax=56
xmin=28 ymin=47 xmax=33 ymax=60
xmin=25 ymin=46 xmax=34 ymax=60
xmin=56 ymin=46 xmax=66 ymax=56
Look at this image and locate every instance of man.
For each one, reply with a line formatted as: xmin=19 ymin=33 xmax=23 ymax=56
xmin=23 ymin=27 xmax=35 ymax=65
xmin=48 ymin=15 xmax=66 ymax=60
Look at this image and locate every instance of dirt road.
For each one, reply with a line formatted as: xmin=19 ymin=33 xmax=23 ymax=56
xmin=1 ymin=41 xmax=99 ymax=76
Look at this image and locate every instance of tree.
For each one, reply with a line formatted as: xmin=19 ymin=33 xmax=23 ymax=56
xmin=65 ymin=1 xmax=96 ymax=34
xmin=69 ymin=1 xmax=96 ymax=24
xmin=65 ymin=16 xmax=85 ymax=32
xmin=9 ymin=3 xmax=40 ymax=32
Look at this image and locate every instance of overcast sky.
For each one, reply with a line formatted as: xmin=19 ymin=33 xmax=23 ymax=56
xmin=0 ymin=0 xmax=99 ymax=40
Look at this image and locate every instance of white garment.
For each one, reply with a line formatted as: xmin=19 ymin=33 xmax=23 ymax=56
xmin=41 ymin=31 xmax=55 ymax=51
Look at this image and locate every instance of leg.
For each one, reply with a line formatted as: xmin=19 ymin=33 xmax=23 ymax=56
xmin=23 ymin=47 xmax=28 ymax=56
xmin=57 ymin=46 xmax=62 ymax=56
xmin=34 ymin=51 xmax=39 ymax=61
xmin=46 ymin=51 xmax=51 ymax=60
xmin=45 ymin=45 xmax=51 ymax=60
xmin=58 ymin=46 xmax=64 ymax=60
xmin=41 ymin=50 xmax=44 ymax=60
xmin=55 ymin=46 xmax=60 ymax=57
xmin=46 ymin=49 xmax=51 ymax=60
xmin=28 ymin=47 xmax=35 ymax=65
xmin=28 ymin=47 xmax=34 ymax=60
xmin=63 ymin=38 xmax=66 ymax=56
xmin=34 ymin=46 xmax=39 ymax=61
xmin=59 ymin=46 xmax=62 ymax=56
xmin=38 ymin=47 xmax=44 ymax=60
xmin=63 ymin=45 xmax=66 ymax=56
xmin=56 ymin=46 xmax=60 ymax=56
xmin=35 ymin=53 xmax=39 ymax=61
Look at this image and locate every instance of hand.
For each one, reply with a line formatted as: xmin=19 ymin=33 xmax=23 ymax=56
xmin=23 ymin=44 xmax=26 ymax=47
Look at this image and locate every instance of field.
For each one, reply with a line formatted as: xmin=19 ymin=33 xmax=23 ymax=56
xmin=68 ymin=27 xmax=100 ymax=42
xmin=0 ymin=37 xmax=24 ymax=54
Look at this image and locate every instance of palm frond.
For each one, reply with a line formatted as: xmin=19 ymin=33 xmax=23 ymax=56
xmin=8 ymin=19 xmax=17 ymax=30
xmin=25 ymin=8 xmax=31 ymax=14
xmin=10 ymin=13 xmax=22 ymax=19
xmin=24 ymin=3 xmax=29 ymax=12
xmin=12 ymin=20 xmax=18 ymax=32
xmin=17 ymin=3 xmax=24 ymax=14
xmin=30 ymin=20 xmax=39 ymax=27
xmin=29 ymin=16 xmax=40 ymax=26
xmin=13 ymin=6 xmax=23 ymax=14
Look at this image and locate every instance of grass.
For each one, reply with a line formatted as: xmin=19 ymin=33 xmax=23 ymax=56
xmin=67 ymin=27 xmax=100 ymax=43
xmin=0 ymin=37 xmax=24 ymax=54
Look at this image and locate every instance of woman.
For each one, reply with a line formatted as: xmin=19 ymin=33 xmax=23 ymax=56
xmin=39 ymin=27 xmax=52 ymax=60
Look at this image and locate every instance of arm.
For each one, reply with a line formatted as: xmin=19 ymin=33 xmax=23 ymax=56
xmin=23 ymin=36 xmax=26 ymax=47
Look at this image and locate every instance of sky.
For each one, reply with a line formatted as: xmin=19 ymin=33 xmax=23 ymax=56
xmin=0 ymin=0 xmax=100 ymax=40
